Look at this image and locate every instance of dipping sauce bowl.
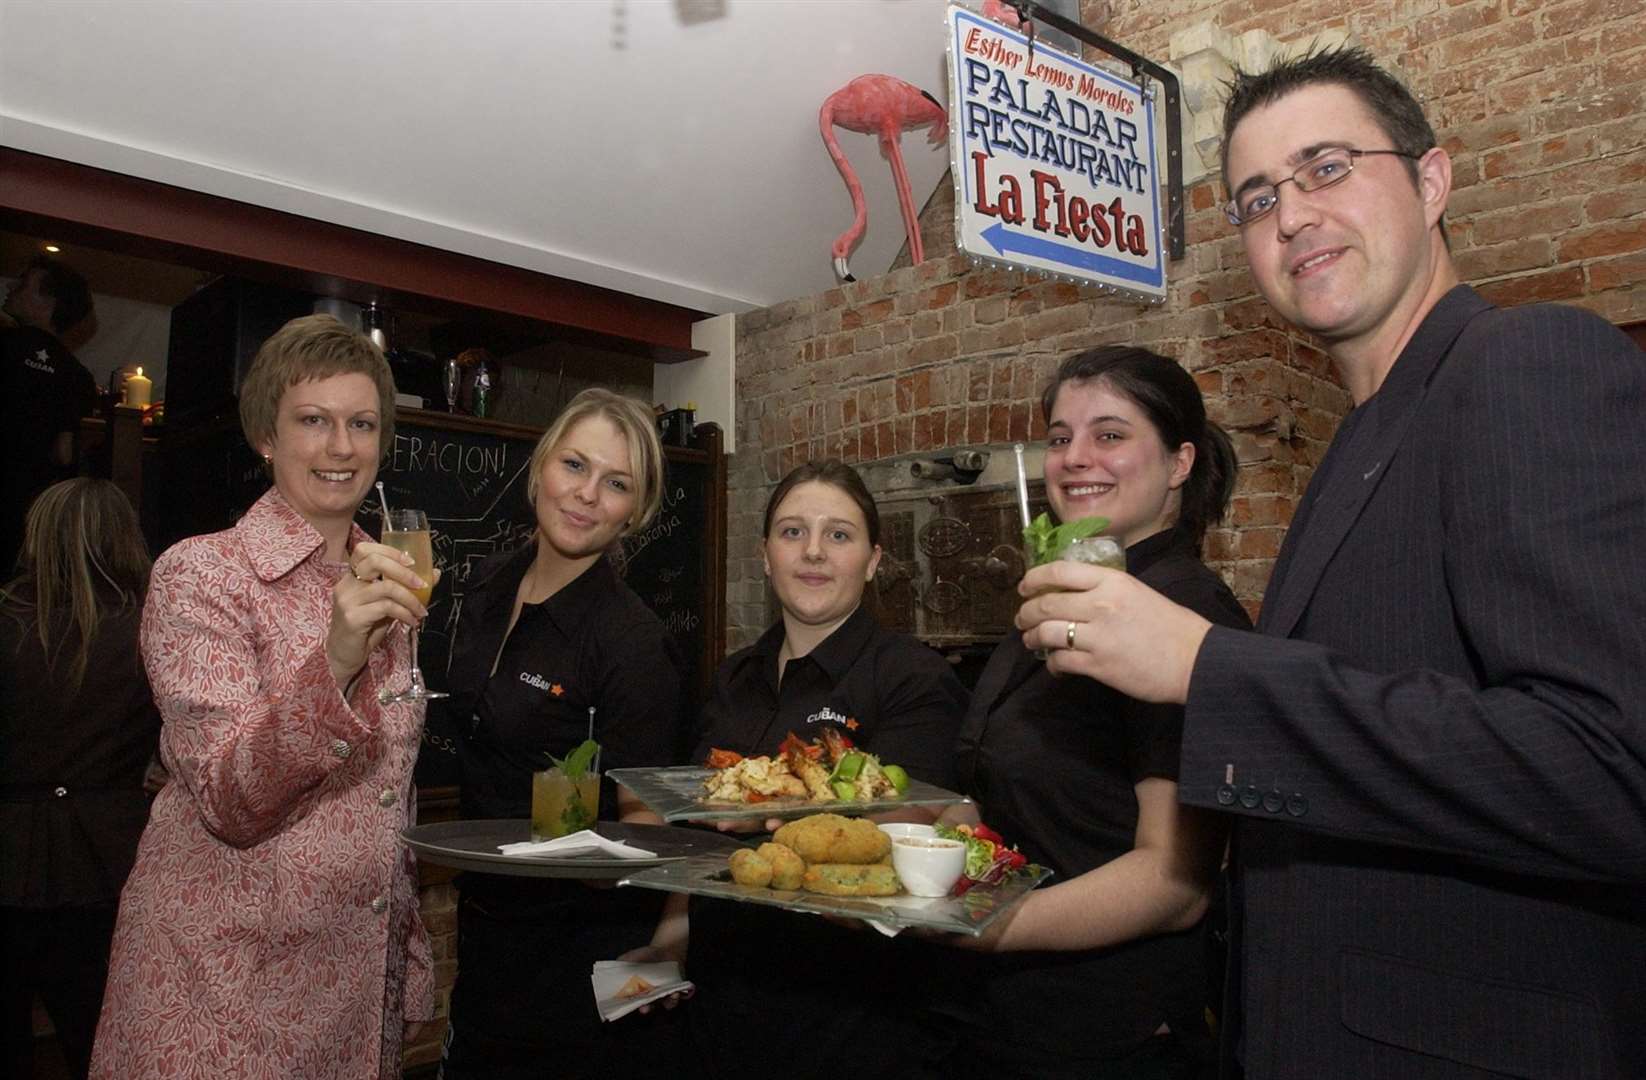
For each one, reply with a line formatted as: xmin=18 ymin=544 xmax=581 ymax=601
xmin=891 ymin=836 xmax=966 ymax=897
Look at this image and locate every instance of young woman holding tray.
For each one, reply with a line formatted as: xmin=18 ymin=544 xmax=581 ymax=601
xmin=647 ymin=460 xmax=969 ymax=1079
xmin=942 ymin=346 xmax=1253 ymax=1078
xmin=434 ymin=389 xmax=691 ymax=1080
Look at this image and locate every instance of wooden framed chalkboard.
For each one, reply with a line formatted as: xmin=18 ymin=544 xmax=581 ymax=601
xmin=153 ymin=406 xmax=725 ymax=791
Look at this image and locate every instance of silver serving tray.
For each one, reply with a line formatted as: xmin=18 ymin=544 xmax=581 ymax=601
xmin=402 ymin=819 xmax=747 ymax=879
xmin=619 ymin=854 xmax=1052 ymax=936
xmin=608 ymin=765 xmax=972 ymax=823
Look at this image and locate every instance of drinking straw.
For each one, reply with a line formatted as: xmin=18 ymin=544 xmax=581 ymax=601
xmin=588 ymin=706 xmax=600 ymax=774
xmin=1012 ymin=443 xmax=1032 ymax=529
xmin=375 ymin=481 xmax=394 ymax=525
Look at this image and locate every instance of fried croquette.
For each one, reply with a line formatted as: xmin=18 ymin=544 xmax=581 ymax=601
xmin=728 ymin=847 xmax=773 ymax=887
xmin=801 ymin=863 xmax=901 ymax=897
xmin=757 ymin=842 xmax=805 ymax=890
xmin=772 ymin=813 xmax=891 ymax=865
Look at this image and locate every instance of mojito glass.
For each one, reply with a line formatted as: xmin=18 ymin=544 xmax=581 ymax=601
xmin=531 ymin=767 xmax=600 ymax=840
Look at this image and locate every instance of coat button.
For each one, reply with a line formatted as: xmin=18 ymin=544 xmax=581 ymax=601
xmin=1238 ymin=784 xmax=1261 ymax=809
xmin=1285 ymin=793 xmax=1309 ymax=817
xmin=1262 ymin=789 xmax=1284 ymax=814
xmin=370 ymin=895 xmax=387 ymax=914
xmin=54 ymin=786 xmax=68 ymax=798
xmin=379 ymin=789 xmax=398 ymax=808
xmin=331 ymin=739 xmax=351 ymax=759
xmin=1215 ymin=784 xmax=1236 ymax=805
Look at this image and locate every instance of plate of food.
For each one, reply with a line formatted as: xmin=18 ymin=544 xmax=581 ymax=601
xmin=608 ymin=731 xmax=972 ymax=822
xmin=401 ymin=819 xmax=748 ymax=879
xmin=617 ymin=814 xmax=1051 ymax=936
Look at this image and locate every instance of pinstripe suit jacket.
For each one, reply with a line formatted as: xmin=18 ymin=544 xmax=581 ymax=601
xmin=1180 ymin=286 xmax=1646 ymax=1079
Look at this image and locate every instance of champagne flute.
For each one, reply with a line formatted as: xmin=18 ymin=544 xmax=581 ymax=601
xmin=377 ymin=509 xmax=448 ymax=703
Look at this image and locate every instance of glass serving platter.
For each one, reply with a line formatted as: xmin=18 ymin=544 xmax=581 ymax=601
xmin=401 ymin=819 xmax=747 ymax=879
xmin=619 ymin=854 xmax=1052 ymax=936
xmin=607 ymin=765 xmax=972 ymax=823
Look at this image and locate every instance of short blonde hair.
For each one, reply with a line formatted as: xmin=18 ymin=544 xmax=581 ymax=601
xmin=239 ymin=314 xmax=397 ymax=458
xmin=527 ymin=388 xmax=664 ymax=533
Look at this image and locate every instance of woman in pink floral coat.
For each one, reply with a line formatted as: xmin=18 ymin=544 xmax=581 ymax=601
xmin=91 ymin=315 xmax=435 ymax=1080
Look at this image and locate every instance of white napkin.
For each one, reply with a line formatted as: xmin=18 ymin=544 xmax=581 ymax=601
xmin=591 ymin=960 xmax=693 ymax=1022
xmin=496 ymin=830 xmax=657 ymax=859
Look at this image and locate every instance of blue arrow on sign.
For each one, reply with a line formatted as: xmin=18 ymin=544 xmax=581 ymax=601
xmin=980 ymin=223 xmax=1161 ymax=286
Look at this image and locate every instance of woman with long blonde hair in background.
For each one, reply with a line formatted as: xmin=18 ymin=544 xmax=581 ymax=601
xmin=1 ymin=479 xmax=159 ymax=1080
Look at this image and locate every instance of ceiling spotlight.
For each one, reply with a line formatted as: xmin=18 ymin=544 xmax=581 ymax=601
xmin=43 ymin=244 xmax=61 ymax=253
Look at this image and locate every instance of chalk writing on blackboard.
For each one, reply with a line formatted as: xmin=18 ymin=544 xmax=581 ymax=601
xmin=622 ymin=483 xmax=688 ymax=562
xmin=364 ymin=429 xmax=537 ymax=670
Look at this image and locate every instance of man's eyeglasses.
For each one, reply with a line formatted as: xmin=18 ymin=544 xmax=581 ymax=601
xmin=1224 ymin=147 xmax=1422 ymax=227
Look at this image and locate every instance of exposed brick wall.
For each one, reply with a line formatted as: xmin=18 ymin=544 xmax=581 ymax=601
xmin=725 ymin=0 xmax=1646 ymax=652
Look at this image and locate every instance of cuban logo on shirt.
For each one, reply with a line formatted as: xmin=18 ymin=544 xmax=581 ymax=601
xmin=520 ymin=671 xmax=565 ymax=697
xmin=805 ymin=706 xmax=858 ymax=730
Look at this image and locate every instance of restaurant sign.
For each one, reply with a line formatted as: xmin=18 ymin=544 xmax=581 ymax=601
xmin=945 ymin=4 xmax=1166 ymax=302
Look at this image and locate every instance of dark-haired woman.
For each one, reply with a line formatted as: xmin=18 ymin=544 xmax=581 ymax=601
xmin=676 ymin=460 xmax=969 ymax=1079
xmin=1 ymin=480 xmax=159 ymax=1080
xmin=946 ymin=346 xmax=1252 ymax=1078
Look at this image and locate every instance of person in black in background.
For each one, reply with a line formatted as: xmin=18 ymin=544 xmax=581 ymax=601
xmin=1 ymin=479 xmax=159 ymax=1080
xmin=941 ymin=347 xmax=1250 ymax=1079
xmin=435 ymin=388 xmax=690 ymax=1080
xmin=674 ymin=460 xmax=969 ymax=1080
xmin=1 ymin=256 xmax=97 ymax=575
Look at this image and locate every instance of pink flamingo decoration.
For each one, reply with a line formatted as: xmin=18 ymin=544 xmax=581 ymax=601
xmin=981 ymin=0 xmax=1027 ymax=28
xmin=819 ymin=74 xmax=947 ymax=282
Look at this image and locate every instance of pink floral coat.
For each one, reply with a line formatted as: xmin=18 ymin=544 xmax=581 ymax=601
xmin=91 ymin=489 xmax=433 ymax=1080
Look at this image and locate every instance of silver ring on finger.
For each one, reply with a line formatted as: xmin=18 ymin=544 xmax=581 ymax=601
xmin=1065 ymin=620 xmax=1080 ymax=649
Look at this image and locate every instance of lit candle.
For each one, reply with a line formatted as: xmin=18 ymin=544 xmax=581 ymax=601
xmin=124 ymin=366 xmax=152 ymax=408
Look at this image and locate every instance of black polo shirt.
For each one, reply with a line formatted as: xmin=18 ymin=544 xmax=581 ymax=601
xmin=437 ymin=543 xmax=691 ymax=1057
xmin=439 ymin=543 xmax=687 ymax=822
xmin=2 ymin=324 xmax=95 ymax=570
xmin=691 ymin=603 xmax=964 ymax=788
xmin=952 ymin=526 xmax=1252 ymax=1068
xmin=687 ymin=607 xmax=968 ymax=1078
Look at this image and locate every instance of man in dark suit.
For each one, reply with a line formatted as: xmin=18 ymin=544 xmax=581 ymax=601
xmin=1017 ymin=47 xmax=1645 ymax=1078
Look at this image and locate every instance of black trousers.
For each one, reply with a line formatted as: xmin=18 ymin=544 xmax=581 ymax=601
xmin=2 ymin=904 xmax=118 ymax=1080
xmin=439 ymin=881 xmax=692 ymax=1080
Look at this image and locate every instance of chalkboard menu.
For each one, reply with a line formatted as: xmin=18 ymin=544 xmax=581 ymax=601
xmin=158 ymin=407 xmax=725 ymax=791
xmin=356 ymin=411 xmax=539 ymax=788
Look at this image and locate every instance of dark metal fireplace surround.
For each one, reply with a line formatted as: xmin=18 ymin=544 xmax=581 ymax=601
xmin=811 ymin=445 xmax=1054 ymax=690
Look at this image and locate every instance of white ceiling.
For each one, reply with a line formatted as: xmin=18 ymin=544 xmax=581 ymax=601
xmin=0 ymin=0 xmax=971 ymax=316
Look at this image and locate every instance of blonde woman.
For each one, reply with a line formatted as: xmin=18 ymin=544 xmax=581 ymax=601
xmin=1 ymin=480 xmax=157 ymax=1080
xmin=436 ymin=388 xmax=690 ymax=1079
xmin=92 ymin=315 xmax=434 ymax=1079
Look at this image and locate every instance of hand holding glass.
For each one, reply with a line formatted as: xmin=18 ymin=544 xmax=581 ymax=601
xmin=378 ymin=509 xmax=447 ymax=703
xmin=1029 ymin=535 xmax=1125 ymax=658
